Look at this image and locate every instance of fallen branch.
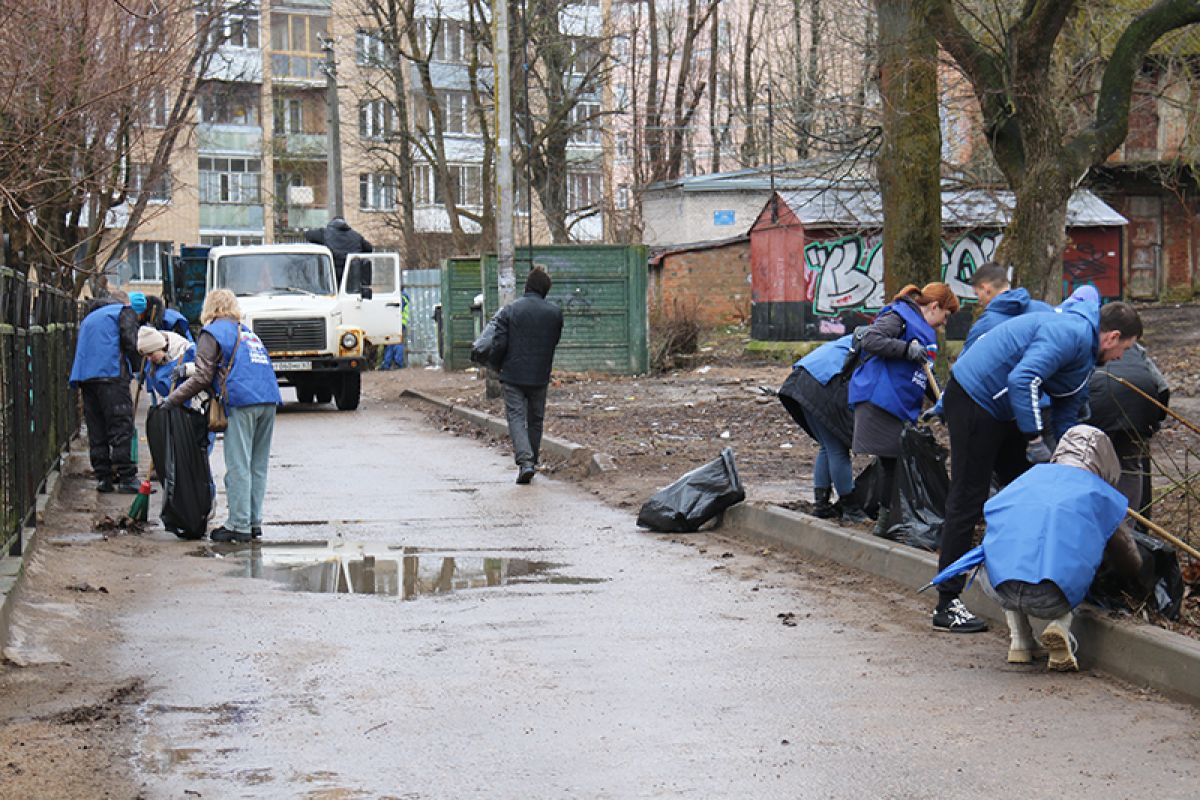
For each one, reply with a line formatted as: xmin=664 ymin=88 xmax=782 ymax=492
xmin=1127 ymin=507 xmax=1200 ymax=562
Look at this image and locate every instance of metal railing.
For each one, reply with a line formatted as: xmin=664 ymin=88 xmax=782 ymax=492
xmin=1 ymin=268 xmax=80 ymax=556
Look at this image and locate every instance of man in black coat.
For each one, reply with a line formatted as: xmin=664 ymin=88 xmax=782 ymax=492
xmin=489 ymin=267 xmax=564 ymax=484
xmin=305 ymin=217 xmax=372 ymax=284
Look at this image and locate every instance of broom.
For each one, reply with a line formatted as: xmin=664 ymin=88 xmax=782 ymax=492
xmin=128 ymin=479 xmax=152 ymax=523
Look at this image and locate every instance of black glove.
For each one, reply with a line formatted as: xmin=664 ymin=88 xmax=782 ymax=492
xmin=1026 ymin=437 xmax=1053 ymax=464
xmin=905 ymin=339 xmax=928 ymax=362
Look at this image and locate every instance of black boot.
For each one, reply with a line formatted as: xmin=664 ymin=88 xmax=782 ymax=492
xmin=872 ymin=505 xmax=891 ymax=538
xmin=840 ymin=498 xmax=870 ymax=524
xmin=812 ymin=487 xmax=837 ymax=519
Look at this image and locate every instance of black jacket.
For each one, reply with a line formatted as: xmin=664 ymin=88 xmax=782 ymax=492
xmin=491 ymin=291 xmax=564 ymax=387
xmin=1087 ymin=344 xmax=1169 ymax=438
xmin=305 ymin=218 xmax=372 ymax=279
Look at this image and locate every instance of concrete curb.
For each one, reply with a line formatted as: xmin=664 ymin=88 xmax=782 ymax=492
xmin=401 ymin=388 xmax=615 ymax=476
xmin=724 ymin=502 xmax=1200 ymax=706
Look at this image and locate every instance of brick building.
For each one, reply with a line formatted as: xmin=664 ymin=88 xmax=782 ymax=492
xmin=647 ymin=236 xmax=751 ymax=326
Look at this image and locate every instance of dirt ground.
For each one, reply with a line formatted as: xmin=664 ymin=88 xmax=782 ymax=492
xmin=388 ymin=302 xmax=1200 ymax=636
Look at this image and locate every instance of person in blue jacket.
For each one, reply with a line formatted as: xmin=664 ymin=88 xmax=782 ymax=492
xmin=932 ymin=299 xmax=1143 ymax=634
xmin=69 ymin=291 xmax=144 ymax=493
xmin=961 ymin=263 xmax=1052 ymax=353
xmin=165 ymin=289 xmax=282 ymax=543
xmin=137 ymin=327 xmax=197 ymax=406
xmin=929 ymin=425 xmax=1145 ymax=670
xmin=777 ymin=333 xmax=868 ymax=523
xmin=160 ymin=306 xmax=194 ymax=342
xmin=849 ymin=282 xmax=958 ymax=536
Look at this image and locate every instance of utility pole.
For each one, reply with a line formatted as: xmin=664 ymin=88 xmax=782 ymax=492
xmin=320 ymin=35 xmax=344 ymax=219
xmin=493 ymin=0 xmax=516 ymax=307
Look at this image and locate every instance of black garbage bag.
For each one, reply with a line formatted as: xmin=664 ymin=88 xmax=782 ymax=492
xmin=1088 ymin=529 xmax=1185 ymax=620
xmin=852 ymin=424 xmax=949 ymax=551
xmin=470 ymin=317 xmax=500 ymax=366
xmin=145 ymin=404 xmax=213 ymax=540
xmin=637 ymin=448 xmax=745 ymax=532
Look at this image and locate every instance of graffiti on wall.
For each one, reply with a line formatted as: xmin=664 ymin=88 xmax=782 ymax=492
xmin=804 ymin=231 xmax=1006 ymax=315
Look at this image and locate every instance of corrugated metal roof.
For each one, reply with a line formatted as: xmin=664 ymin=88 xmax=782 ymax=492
xmin=774 ymin=186 xmax=1127 ymax=228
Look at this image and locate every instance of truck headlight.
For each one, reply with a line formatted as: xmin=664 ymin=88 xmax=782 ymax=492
xmin=340 ymin=332 xmax=359 ymax=349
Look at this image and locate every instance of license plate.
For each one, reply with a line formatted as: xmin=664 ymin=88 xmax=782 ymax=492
xmin=273 ymin=360 xmax=312 ymax=372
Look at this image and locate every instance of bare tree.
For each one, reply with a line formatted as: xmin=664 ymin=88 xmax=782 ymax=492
xmin=927 ymin=0 xmax=1200 ymax=302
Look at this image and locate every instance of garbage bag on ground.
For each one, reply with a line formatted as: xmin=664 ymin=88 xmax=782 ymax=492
xmin=1088 ymin=529 xmax=1184 ymax=620
xmin=145 ymin=404 xmax=213 ymax=540
xmin=852 ymin=424 xmax=949 ymax=551
xmin=637 ymin=448 xmax=745 ymax=532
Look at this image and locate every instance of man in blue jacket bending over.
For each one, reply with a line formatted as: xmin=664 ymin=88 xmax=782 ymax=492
xmin=961 ymin=263 xmax=1052 ymax=353
xmin=931 ymin=299 xmax=1143 ymax=633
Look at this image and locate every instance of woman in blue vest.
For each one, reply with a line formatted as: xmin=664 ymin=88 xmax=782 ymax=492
xmin=849 ymin=282 xmax=958 ymax=536
xmin=165 ymin=289 xmax=282 ymax=543
xmin=777 ymin=334 xmax=869 ymax=523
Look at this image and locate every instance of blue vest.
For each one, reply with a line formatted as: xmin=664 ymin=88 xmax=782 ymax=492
xmin=847 ymin=302 xmax=936 ymax=422
xmin=69 ymin=303 xmax=126 ymax=386
xmin=204 ymin=319 xmax=282 ymax=408
xmin=794 ymin=335 xmax=853 ymax=386
xmin=143 ymin=347 xmax=196 ymax=405
xmin=933 ymin=464 xmax=1128 ymax=607
xmin=161 ymin=308 xmax=193 ymax=342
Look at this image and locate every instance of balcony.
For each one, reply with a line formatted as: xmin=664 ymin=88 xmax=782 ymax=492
xmin=284 ymin=206 xmax=330 ymax=230
xmin=200 ymin=203 xmax=265 ymax=231
xmin=271 ymin=53 xmax=325 ymax=87
xmin=274 ymin=132 xmax=327 ymax=160
xmin=198 ymin=126 xmax=263 ymax=154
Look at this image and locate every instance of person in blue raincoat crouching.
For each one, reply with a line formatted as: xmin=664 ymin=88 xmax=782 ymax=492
xmin=930 ymin=425 xmax=1146 ymax=671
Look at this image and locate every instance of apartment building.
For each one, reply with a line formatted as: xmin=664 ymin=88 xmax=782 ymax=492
xmin=110 ymin=0 xmax=608 ymax=294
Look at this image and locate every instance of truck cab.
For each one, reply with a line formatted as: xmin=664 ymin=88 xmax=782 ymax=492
xmin=206 ymin=244 xmax=404 ymax=410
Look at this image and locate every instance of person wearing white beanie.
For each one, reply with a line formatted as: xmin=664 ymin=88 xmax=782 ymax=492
xmin=138 ymin=326 xmax=201 ymax=407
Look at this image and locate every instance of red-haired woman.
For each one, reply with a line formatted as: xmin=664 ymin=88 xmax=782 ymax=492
xmin=848 ymin=282 xmax=959 ymax=537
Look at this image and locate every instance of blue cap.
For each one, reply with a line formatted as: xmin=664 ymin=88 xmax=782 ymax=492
xmin=129 ymin=291 xmax=147 ymax=314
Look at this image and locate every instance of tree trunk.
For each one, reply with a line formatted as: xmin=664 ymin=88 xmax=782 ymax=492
xmin=998 ymin=157 xmax=1073 ymax=304
xmin=875 ymin=0 xmax=941 ymax=296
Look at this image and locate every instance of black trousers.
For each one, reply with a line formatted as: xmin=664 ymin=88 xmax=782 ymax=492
xmin=937 ymin=378 xmax=1031 ymax=600
xmin=501 ymin=381 xmax=548 ymax=467
xmin=81 ymin=380 xmax=135 ymax=482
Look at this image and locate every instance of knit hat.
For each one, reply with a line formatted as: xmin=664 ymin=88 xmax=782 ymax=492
xmin=129 ymin=291 xmax=148 ymax=315
xmin=137 ymin=326 xmax=167 ymax=355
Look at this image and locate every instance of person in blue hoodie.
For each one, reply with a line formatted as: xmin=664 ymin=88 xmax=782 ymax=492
xmin=961 ymin=263 xmax=1052 ymax=353
xmin=931 ymin=299 xmax=1143 ymax=634
xmin=849 ymin=282 xmax=959 ymax=535
xmin=929 ymin=425 xmax=1145 ymax=670
xmin=777 ymin=333 xmax=868 ymax=523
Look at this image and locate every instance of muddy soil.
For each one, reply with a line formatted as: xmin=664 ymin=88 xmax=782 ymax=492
xmin=391 ymin=303 xmax=1200 ymax=636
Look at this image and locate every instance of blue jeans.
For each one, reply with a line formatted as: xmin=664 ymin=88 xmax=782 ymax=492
xmin=808 ymin=415 xmax=854 ymax=498
xmin=223 ymin=403 xmax=275 ymax=533
xmin=382 ymin=342 xmax=405 ymax=368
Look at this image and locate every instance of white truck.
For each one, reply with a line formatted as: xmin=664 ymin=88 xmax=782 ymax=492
xmin=206 ymin=243 xmax=405 ymax=410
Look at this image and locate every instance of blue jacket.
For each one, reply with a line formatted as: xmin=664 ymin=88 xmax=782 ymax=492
xmin=950 ymin=301 xmax=1098 ymax=438
xmin=931 ymin=463 xmax=1127 ymax=608
xmin=794 ymin=335 xmax=853 ymax=385
xmin=205 ymin=319 xmax=282 ymax=408
xmin=962 ymin=288 xmax=1052 ymax=353
xmin=161 ymin=308 xmax=193 ymax=342
xmin=70 ymin=303 xmax=127 ymax=386
xmin=848 ymin=302 xmax=935 ymax=422
xmin=143 ymin=347 xmax=196 ymax=405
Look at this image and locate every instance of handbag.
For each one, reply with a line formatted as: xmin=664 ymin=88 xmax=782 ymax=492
xmin=206 ymin=325 xmax=242 ymax=433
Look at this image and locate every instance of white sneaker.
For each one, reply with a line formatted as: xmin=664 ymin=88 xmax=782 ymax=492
xmin=1041 ymin=618 xmax=1078 ymax=672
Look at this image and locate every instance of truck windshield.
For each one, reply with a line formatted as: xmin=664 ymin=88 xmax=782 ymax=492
xmin=216 ymin=253 xmax=334 ymax=297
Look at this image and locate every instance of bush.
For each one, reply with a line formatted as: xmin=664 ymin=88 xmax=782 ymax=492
xmin=650 ymin=301 xmax=703 ymax=372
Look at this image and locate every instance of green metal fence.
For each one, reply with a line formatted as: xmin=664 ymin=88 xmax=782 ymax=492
xmin=1 ymin=268 xmax=80 ymax=556
xmin=440 ymin=256 xmax=485 ymax=371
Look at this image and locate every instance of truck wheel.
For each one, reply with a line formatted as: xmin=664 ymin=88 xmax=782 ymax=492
xmin=296 ymin=386 xmax=315 ymax=404
xmin=335 ymin=372 xmax=361 ymax=411
xmin=316 ymin=387 xmax=333 ymax=404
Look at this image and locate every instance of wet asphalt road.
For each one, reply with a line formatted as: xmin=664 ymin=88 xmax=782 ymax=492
xmin=119 ymin=388 xmax=1199 ymax=798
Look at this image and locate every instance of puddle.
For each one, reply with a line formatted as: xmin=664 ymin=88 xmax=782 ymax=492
xmin=220 ymin=542 xmax=606 ymax=598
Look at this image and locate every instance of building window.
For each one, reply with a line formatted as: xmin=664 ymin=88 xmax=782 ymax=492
xmin=359 ymin=99 xmax=398 ymax=140
xmin=413 ymin=163 xmax=434 ymax=206
xmin=356 ymin=29 xmax=392 ymax=67
xmin=616 ymin=183 xmax=629 ymax=210
xmin=126 ymin=242 xmax=169 ymax=282
xmin=143 ymin=89 xmax=169 ymax=128
xmin=198 ymin=82 xmax=260 ymax=125
xmin=128 ymin=164 xmax=172 ymax=203
xmin=271 ymin=12 xmax=327 ymax=81
xmin=570 ymin=102 xmax=601 ymax=144
xmin=200 ymin=234 xmax=263 ymax=247
xmin=423 ymin=18 xmax=469 ymax=63
xmin=273 ymin=98 xmax=304 ymax=134
xmin=199 ymin=156 xmax=261 ymax=203
xmin=567 ymin=170 xmax=601 ymax=210
xmin=422 ymin=89 xmax=476 ymax=135
xmin=569 ymin=37 xmax=600 ymax=75
xmin=198 ymin=2 xmax=260 ymax=49
xmin=615 ymin=132 xmax=629 ymax=158
xmin=359 ymin=173 xmax=397 ymax=211
xmin=446 ymin=164 xmax=483 ymax=208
